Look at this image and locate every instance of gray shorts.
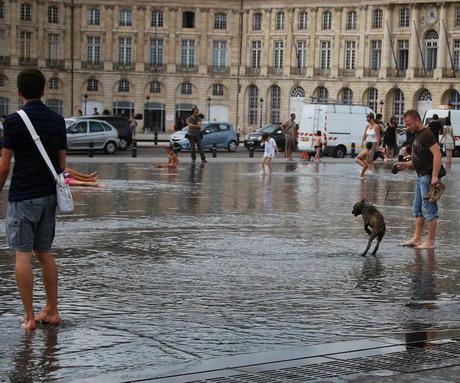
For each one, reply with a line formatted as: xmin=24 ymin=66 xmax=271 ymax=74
xmin=6 ymin=194 xmax=57 ymax=252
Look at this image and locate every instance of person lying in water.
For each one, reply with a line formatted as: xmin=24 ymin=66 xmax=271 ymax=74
xmin=63 ymin=168 xmax=102 ymax=187
xmin=155 ymin=145 xmax=179 ymax=169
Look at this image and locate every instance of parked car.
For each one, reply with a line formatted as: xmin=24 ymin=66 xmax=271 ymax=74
xmin=66 ymin=119 xmax=120 ymax=154
xmin=170 ymin=122 xmax=239 ymax=152
xmin=67 ymin=115 xmax=132 ymax=150
xmin=244 ymin=123 xmax=286 ymax=151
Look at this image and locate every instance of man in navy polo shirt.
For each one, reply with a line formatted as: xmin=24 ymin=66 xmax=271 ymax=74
xmin=0 ymin=69 xmax=67 ymax=331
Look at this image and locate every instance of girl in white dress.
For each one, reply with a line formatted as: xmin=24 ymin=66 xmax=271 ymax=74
xmin=260 ymin=133 xmax=279 ymax=174
xmin=440 ymin=116 xmax=456 ymax=164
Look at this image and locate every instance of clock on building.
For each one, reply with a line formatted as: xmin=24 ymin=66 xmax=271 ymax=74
xmin=426 ymin=7 xmax=438 ymax=24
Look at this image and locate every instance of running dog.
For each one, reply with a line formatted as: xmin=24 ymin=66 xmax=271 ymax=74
xmin=352 ymin=200 xmax=386 ymax=257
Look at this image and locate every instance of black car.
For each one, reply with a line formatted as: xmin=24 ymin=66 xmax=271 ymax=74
xmin=244 ymin=123 xmax=286 ymax=150
xmin=78 ymin=115 xmax=132 ymax=150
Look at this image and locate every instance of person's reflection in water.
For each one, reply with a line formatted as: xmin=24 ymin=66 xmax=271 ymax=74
xmin=355 ymin=256 xmax=384 ymax=292
xmin=284 ymin=162 xmax=297 ymax=173
xmin=262 ymin=174 xmax=273 ymax=211
xmin=9 ymin=326 xmax=59 ymax=383
xmin=405 ymin=248 xmax=438 ymax=350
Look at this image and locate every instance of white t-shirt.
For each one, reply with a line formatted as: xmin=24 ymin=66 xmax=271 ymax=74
xmin=263 ymin=137 xmax=277 ymax=157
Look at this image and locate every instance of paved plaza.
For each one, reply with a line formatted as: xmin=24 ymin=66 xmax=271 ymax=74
xmin=1 ymin=156 xmax=460 ymax=382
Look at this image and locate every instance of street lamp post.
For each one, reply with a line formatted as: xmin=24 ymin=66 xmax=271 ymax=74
xmin=259 ymin=97 xmax=264 ymax=129
xmin=207 ymin=96 xmax=211 ymax=121
xmin=83 ymin=94 xmax=88 ymax=115
xmin=379 ymin=99 xmax=384 ymax=114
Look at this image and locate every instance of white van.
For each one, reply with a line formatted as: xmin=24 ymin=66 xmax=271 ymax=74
xmin=422 ymin=108 xmax=449 ymax=125
xmin=447 ymin=109 xmax=460 ymax=156
xmin=298 ymin=103 xmax=374 ymax=158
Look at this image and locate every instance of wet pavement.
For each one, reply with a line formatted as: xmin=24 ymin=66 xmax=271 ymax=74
xmin=1 ymin=160 xmax=460 ymax=382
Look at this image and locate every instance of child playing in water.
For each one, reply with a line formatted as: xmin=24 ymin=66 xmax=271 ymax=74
xmin=155 ymin=145 xmax=179 ymax=169
xmin=63 ymin=168 xmax=102 ymax=187
xmin=313 ymin=130 xmax=323 ymax=162
xmin=356 ymin=142 xmax=373 ymax=179
xmin=260 ymin=132 xmax=278 ymax=174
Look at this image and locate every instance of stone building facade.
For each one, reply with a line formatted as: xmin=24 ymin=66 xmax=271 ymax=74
xmin=1 ymin=0 xmax=460 ymax=133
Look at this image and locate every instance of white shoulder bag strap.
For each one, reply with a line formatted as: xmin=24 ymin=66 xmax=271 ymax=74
xmin=17 ymin=109 xmax=59 ymax=182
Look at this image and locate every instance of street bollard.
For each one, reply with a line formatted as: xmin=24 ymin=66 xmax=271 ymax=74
xmin=132 ymin=141 xmax=138 ymax=158
xmin=249 ymin=143 xmax=254 ymax=158
xmin=154 ymin=132 xmax=158 ymax=146
xmin=212 ymin=143 xmax=217 ymax=158
xmin=351 ymin=142 xmax=356 ymax=158
xmin=236 ymin=133 xmax=240 ymax=144
xmin=89 ymin=141 xmax=94 ymax=158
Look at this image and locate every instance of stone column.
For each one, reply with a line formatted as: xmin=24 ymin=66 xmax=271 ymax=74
xmin=356 ymin=6 xmax=367 ymax=77
xmin=379 ymin=5 xmax=392 ymax=78
xmin=306 ymin=8 xmax=317 ymax=77
xmin=10 ymin=0 xmax=18 ymax=64
xmin=407 ymin=5 xmax=420 ymax=79
xmin=37 ymin=0 xmax=45 ymax=66
xmin=331 ymin=7 xmax=342 ymax=77
xmin=104 ymin=5 xmax=114 ymax=71
xmin=167 ymin=7 xmax=177 ymax=72
xmin=135 ymin=5 xmax=146 ymax=72
xmin=285 ymin=8 xmax=294 ymax=76
xmin=261 ymin=9 xmax=271 ymax=76
xmin=238 ymin=9 xmax=248 ymax=76
xmin=199 ymin=8 xmax=209 ymax=75
xmin=435 ymin=4 xmax=447 ymax=79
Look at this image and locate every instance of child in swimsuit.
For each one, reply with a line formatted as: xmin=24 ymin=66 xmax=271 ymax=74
xmin=260 ymin=132 xmax=278 ymax=174
xmin=313 ymin=130 xmax=323 ymax=162
xmin=155 ymin=145 xmax=179 ymax=169
xmin=356 ymin=142 xmax=373 ymax=179
xmin=63 ymin=168 xmax=102 ymax=187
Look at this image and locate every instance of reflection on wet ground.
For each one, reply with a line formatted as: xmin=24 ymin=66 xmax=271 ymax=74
xmin=1 ymin=161 xmax=460 ymax=382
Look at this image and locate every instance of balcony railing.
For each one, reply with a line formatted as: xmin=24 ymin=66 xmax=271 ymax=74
xmin=314 ymin=68 xmax=331 ymax=77
xmin=19 ymin=57 xmax=38 ymax=66
xmin=246 ymin=67 xmax=260 ymax=76
xmin=364 ymin=68 xmax=379 ymax=77
xmin=147 ymin=63 xmax=166 ymax=72
xmin=178 ymin=65 xmax=197 ymax=73
xmin=338 ymin=68 xmax=355 ymax=77
xmin=82 ymin=61 xmax=103 ymax=69
xmin=0 ymin=56 xmax=11 ymax=66
xmin=208 ymin=65 xmax=230 ymax=74
xmin=114 ymin=62 xmax=134 ymax=70
xmin=290 ymin=67 xmax=306 ymax=75
xmin=268 ymin=66 xmax=283 ymax=75
xmin=46 ymin=59 xmax=65 ymax=69
xmin=414 ymin=68 xmax=434 ymax=77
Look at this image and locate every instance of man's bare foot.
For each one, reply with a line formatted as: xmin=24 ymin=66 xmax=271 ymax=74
xmin=401 ymin=239 xmax=421 ymax=247
xmin=22 ymin=317 xmax=36 ymax=331
xmin=35 ymin=310 xmax=61 ymax=325
xmin=416 ymin=241 xmax=435 ymax=249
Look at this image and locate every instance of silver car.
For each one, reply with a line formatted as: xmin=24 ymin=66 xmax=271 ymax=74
xmin=66 ymin=119 xmax=120 ymax=154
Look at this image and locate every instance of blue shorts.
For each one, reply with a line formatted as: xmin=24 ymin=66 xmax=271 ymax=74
xmin=413 ymin=175 xmax=438 ymax=222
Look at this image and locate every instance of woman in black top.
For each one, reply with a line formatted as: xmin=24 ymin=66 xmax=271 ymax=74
xmin=383 ymin=116 xmax=398 ymax=160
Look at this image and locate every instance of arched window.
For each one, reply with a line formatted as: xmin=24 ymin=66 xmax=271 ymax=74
xmin=341 ymin=88 xmax=353 ymax=105
xmin=212 ymin=83 xmax=224 ymax=96
xmin=275 ymin=11 xmax=284 ymax=30
xmin=180 ymin=82 xmax=192 ymax=95
xmin=298 ymin=11 xmax=308 ymax=30
xmin=149 ymin=81 xmax=161 ymax=93
xmin=393 ymin=89 xmax=404 ymax=126
xmin=87 ymin=79 xmax=99 ymax=92
xmin=399 ymin=8 xmax=410 ymax=27
xmin=253 ymin=12 xmax=262 ymax=31
xmin=449 ymin=89 xmax=460 ymax=109
xmin=367 ymin=88 xmax=378 ymax=112
xmin=317 ymin=86 xmax=329 ymax=103
xmin=372 ymin=8 xmax=383 ymax=29
xmin=0 ymin=96 xmax=9 ymax=116
xmin=48 ymin=5 xmax=59 ymax=23
xmin=270 ymin=85 xmax=281 ymax=123
xmin=118 ymin=80 xmax=130 ymax=93
xmin=49 ymin=77 xmax=60 ymax=90
xmin=425 ymin=30 xmax=438 ymax=71
xmin=290 ymin=86 xmax=305 ymax=98
xmin=346 ymin=11 xmax=357 ymax=30
xmin=248 ymin=85 xmax=258 ymax=125
xmin=322 ymin=11 xmax=332 ymax=30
